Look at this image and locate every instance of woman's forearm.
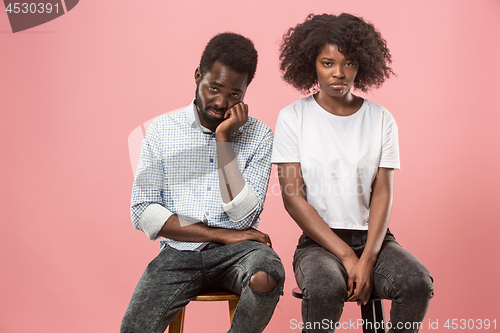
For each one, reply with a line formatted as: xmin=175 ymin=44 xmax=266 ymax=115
xmin=360 ymin=168 xmax=394 ymax=264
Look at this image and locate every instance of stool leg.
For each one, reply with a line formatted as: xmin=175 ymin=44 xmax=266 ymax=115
xmin=168 ymin=307 xmax=185 ymax=333
xmin=361 ymin=301 xmax=376 ymax=333
xmin=373 ymin=300 xmax=386 ymax=333
xmin=228 ymin=298 xmax=239 ymax=324
xmin=361 ymin=300 xmax=386 ymax=333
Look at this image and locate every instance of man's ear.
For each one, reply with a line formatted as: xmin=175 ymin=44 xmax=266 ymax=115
xmin=194 ymin=67 xmax=202 ymax=85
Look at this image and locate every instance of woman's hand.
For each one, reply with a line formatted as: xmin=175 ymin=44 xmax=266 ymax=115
xmin=346 ymin=167 xmax=394 ymax=305
xmin=346 ymin=258 xmax=375 ymax=305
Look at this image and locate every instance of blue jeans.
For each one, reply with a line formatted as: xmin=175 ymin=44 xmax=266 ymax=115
xmin=120 ymin=240 xmax=285 ymax=333
xmin=293 ymin=229 xmax=434 ymax=333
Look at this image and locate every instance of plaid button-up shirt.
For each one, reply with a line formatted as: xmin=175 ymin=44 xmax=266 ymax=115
xmin=131 ymin=101 xmax=273 ymax=251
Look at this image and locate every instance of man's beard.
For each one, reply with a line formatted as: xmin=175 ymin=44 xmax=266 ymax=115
xmin=195 ymin=85 xmax=226 ymax=131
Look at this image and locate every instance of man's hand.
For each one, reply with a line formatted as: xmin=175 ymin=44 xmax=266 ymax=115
xmin=346 ymin=258 xmax=375 ymax=305
xmin=215 ymin=102 xmax=248 ymax=142
xmin=218 ymin=228 xmax=272 ymax=248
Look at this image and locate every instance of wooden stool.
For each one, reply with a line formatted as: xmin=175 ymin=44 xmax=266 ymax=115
xmin=292 ymin=287 xmax=386 ymax=333
xmin=168 ymin=291 xmax=240 ymax=333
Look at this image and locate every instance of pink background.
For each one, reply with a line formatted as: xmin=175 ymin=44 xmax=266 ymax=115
xmin=1 ymin=0 xmax=499 ymax=332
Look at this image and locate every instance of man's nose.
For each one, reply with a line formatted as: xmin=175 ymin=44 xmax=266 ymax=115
xmin=214 ymin=95 xmax=228 ymax=110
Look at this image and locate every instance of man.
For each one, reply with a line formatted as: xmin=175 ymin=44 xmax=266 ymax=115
xmin=120 ymin=33 xmax=284 ymax=333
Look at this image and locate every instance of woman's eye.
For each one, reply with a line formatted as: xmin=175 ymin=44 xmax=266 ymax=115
xmin=323 ymin=62 xmax=332 ymax=66
xmin=345 ymin=62 xmax=353 ymax=67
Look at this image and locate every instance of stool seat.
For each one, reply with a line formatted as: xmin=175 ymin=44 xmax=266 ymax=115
xmin=193 ymin=291 xmax=240 ymax=301
xmin=292 ymin=287 xmax=386 ymax=333
xmin=168 ymin=291 xmax=240 ymax=333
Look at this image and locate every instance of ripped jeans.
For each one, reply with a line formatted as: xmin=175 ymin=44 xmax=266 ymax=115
xmin=121 ymin=241 xmax=285 ymax=333
xmin=293 ymin=229 xmax=434 ymax=333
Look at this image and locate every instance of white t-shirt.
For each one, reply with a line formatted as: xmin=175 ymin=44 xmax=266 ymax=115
xmin=271 ymin=95 xmax=400 ymax=230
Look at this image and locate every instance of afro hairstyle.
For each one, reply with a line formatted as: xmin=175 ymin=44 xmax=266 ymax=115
xmin=279 ymin=13 xmax=394 ymax=93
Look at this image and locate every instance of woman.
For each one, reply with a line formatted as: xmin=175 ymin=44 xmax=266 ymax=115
xmin=272 ymin=14 xmax=433 ymax=332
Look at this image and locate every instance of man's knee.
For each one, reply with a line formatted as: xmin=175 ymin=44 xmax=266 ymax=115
xmin=249 ymin=271 xmax=278 ymax=294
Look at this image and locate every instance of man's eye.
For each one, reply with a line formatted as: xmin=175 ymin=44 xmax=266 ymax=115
xmin=209 ymin=86 xmax=218 ymax=92
xmin=231 ymin=93 xmax=240 ymax=98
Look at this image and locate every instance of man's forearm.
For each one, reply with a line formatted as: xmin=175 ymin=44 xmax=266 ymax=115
xmin=157 ymin=214 xmax=224 ymax=243
xmin=217 ymin=141 xmax=245 ymax=202
xmin=216 ymin=140 xmax=261 ymax=226
xmin=157 ymin=214 xmax=271 ymax=246
xmin=214 ymin=101 xmax=247 ymax=203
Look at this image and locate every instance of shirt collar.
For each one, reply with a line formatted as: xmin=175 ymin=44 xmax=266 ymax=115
xmin=186 ymin=99 xmax=200 ymax=129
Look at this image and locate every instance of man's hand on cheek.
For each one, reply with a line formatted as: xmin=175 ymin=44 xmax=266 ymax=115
xmin=215 ymin=102 xmax=248 ymax=142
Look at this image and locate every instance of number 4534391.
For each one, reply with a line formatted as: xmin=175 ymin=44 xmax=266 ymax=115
xmin=6 ymin=3 xmax=59 ymax=14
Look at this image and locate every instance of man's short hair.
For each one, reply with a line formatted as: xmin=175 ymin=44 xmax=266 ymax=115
xmin=199 ymin=32 xmax=258 ymax=85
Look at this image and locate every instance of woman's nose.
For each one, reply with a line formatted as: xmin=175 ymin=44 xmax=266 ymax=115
xmin=332 ymin=65 xmax=345 ymax=79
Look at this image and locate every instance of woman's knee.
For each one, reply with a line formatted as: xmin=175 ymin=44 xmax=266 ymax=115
xmin=379 ymin=242 xmax=434 ymax=301
xmin=303 ymin=278 xmax=347 ymax=305
xmin=398 ymin=269 xmax=434 ymax=302
xmin=296 ymin=259 xmax=347 ymax=305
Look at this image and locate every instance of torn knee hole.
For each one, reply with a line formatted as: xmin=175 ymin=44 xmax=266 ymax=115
xmin=249 ymin=271 xmax=277 ymax=293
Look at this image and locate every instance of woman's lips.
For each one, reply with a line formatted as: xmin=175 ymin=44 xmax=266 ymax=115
xmin=330 ymin=82 xmax=346 ymax=89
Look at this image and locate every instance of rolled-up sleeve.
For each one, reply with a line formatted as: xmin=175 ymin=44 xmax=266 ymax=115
xmin=221 ymin=127 xmax=273 ymax=229
xmin=131 ymin=119 xmax=171 ymax=240
xmin=221 ymin=182 xmax=259 ymax=222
